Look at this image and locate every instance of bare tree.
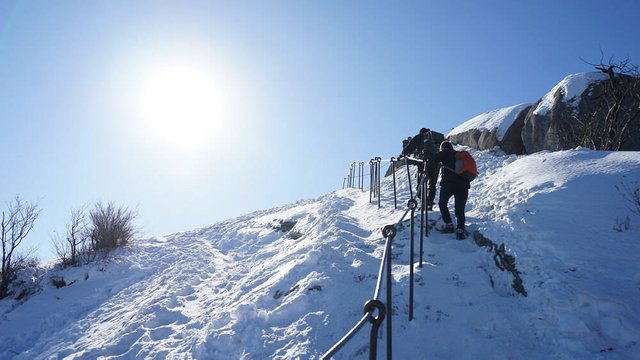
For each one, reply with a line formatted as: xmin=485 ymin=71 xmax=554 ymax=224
xmin=1 ymin=196 xmax=40 ymax=299
xmin=52 ymin=206 xmax=89 ymax=267
xmin=573 ymin=55 xmax=640 ymax=150
xmin=89 ymin=202 xmax=137 ymax=252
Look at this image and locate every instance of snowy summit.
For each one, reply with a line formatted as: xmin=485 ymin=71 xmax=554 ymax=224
xmin=1 ymin=147 xmax=640 ymax=359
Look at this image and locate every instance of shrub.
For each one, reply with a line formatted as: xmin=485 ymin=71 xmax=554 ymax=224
xmin=89 ymin=202 xmax=138 ymax=252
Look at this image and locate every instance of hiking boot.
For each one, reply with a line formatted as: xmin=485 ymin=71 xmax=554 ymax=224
xmin=456 ymin=228 xmax=466 ymax=240
xmin=442 ymin=223 xmax=454 ymax=233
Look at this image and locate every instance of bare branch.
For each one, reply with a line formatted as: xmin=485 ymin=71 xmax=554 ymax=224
xmin=1 ymin=196 xmax=40 ymax=298
xmin=570 ymin=55 xmax=640 ymax=150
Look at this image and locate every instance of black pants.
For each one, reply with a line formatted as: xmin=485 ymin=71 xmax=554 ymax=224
xmin=438 ymin=185 xmax=468 ymax=229
xmin=417 ymin=166 xmax=439 ymax=205
xmin=408 ymin=159 xmax=439 ymax=205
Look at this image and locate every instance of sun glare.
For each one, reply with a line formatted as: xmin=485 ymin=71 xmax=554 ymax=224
xmin=139 ymin=65 xmax=223 ymax=150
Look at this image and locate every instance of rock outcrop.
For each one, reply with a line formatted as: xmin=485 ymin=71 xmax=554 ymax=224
xmin=522 ymin=73 xmax=608 ymax=153
xmin=448 ymin=103 xmax=532 ymax=155
xmin=449 ymin=72 xmax=640 ymax=154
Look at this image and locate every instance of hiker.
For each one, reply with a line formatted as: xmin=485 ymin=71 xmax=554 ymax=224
xmin=402 ymin=136 xmax=412 ymax=151
xmin=400 ymin=128 xmax=442 ymax=209
xmin=428 ymin=141 xmax=470 ymax=240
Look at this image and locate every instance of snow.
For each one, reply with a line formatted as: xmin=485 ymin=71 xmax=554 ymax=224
xmin=2 ymin=148 xmax=640 ymax=359
xmin=533 ymin=72 xmax=609 ymax=116
xmin=448 ymin=103 xmax=532 ymax=141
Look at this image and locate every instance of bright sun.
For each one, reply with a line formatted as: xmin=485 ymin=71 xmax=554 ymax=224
xmin=139 ymin=65 xmax=223 ymax=150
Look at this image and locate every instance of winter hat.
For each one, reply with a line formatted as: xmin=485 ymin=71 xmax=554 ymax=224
xmin=440 ymin=141 xmax=453 ymax=151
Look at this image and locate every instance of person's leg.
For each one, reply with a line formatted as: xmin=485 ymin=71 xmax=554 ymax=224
xmin=408 ymin=159 xmax=423 ymax=198
xmin=453 ymin=188 xmax=469 ymax=229
xmin=438 ymin=186 xmax=454 ymax=226
xmin=416 ymin=170 xmax=423 ymax=198
xmin=427 ymin=167 xmax=439 ymax=206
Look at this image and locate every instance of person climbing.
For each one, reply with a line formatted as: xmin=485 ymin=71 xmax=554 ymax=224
xmin=427 ymin=141 xmax=471 ymax=240
xmin=400 ymin=127 xmax=443 ymax=210
xmin=402 ymin=136 xmax=412 ymax=150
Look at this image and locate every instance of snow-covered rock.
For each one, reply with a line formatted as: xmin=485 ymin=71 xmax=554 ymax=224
xmin=522 ymin=72 xmax=609 ymax=153
xmin=450 ymin=71 xmax=640 ymax=154
xmin=448 ymin=103 xmax=532 ymax=154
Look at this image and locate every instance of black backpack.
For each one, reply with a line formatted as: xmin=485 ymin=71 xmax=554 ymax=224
xmin=422 ymin=131 xmax=445 ymax=155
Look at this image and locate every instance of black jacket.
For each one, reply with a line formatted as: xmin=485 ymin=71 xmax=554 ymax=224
xmin=429 ymin=148 xmax=470 ymax=190
xmin=402 ymin=132 xmax=440 ymax=158
xmin=402 ymin=133 xmax=423 ymax=157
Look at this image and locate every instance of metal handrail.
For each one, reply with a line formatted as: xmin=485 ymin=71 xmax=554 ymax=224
xmin=321 ymin=312 xmax=373 ymax=360
xmin=322 ymin=225 xmax=395 ymax=360
xmin=325 ymin=156 xmax=430 ymax=359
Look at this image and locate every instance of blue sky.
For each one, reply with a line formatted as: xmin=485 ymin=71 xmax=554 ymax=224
xmin=1 ymin=0 xmax=639 ymax=261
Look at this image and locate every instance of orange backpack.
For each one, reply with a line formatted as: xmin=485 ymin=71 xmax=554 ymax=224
xmin=453 ymin=150 xmax=478 ymax=181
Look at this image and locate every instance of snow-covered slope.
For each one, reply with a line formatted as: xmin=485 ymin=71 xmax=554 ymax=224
xmin=1 ymin=148 xmax=640 ymax=359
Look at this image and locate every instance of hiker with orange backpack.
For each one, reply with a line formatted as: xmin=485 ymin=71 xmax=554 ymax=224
xmin=427 ymin=141 xmax=475 ymax=240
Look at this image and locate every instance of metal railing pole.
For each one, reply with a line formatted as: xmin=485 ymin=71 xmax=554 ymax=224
xmin=358 ymin=162 xmax=361 ymax=190
xmin=365 ymin=300 xmax=386 ymax=360
xmin=382 ymin=225 xmax=396 ymax=360
xmin=391 ymin=158 xmax=397 ymax=209
xmin=420 ymin=162 xmax=429 ymax=267
xmin=407 ymin=199 xmax=417 ymax=321
xmin=404 ymin=158 xmax=414 ymax=200
xmin=352 ymin=162 xmax=357 ymax=188
xmin=419 ymin=186 xmax=425 ymax=268
xmin=418 ymin=169 xmax=426 ymax=268
xmin=361 ymin=162 xmax=365 ymax=191
xmin=349 ymin=163 xmax=356 ymax=188
xmin=376 ymin=157 xmax=381 ymax=209
xmin=369 ymin=159 xmax=375 ymax=203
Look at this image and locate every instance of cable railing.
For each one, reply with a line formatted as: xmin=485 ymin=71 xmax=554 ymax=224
xmin=324 ymin=156 xmax=430 ymax=360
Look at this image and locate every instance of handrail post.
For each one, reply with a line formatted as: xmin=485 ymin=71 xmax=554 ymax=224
xmin=390 ymin=157 xmax=397 ymax=209
xmin=364 ymin=299 xmax=386 ymax=360
xmin=352 ymin=162 xmax=357 ymax=188
xmin=420 ymin=162 xmax=429 ymax=267
xmin=419 ymin=169 xmax=426 ymax=268
xmin=382 ymin=225 xmax=396 ymax=360
xmin=407 ymin=199 xmax=417 ymax=321
xmin=375 ymin=157 xmax=382 ymax=209
xmin=361 ymin=162 xmax=366 ymax=191
xmin=349 ymin=163 xmax=354 ymax=188
xmin=369 ymin=159 xmax=375 ymax=203
xmin=358 ymin=162 xmax=363 ymax=190
xmin=404 ymin=157 xmax=414 ymax=200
